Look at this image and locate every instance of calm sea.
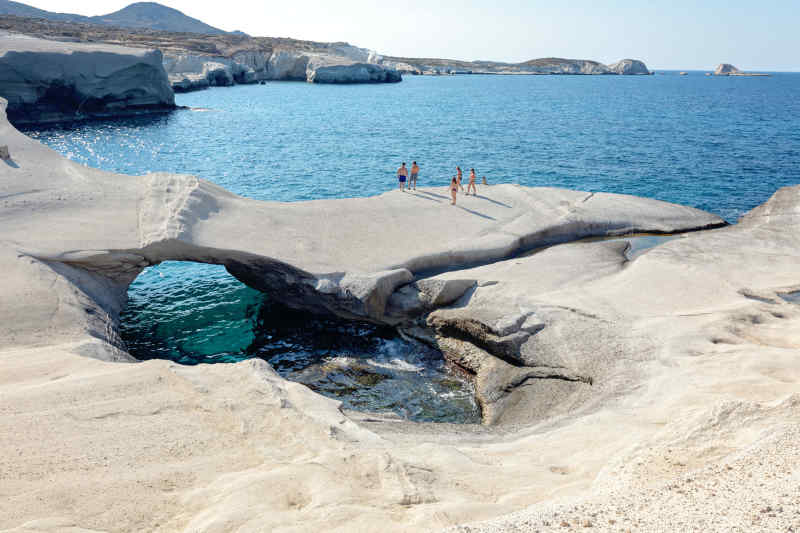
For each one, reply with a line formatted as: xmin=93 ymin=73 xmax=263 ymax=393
xmin=21 ymin=73 xmax=800 ymax=422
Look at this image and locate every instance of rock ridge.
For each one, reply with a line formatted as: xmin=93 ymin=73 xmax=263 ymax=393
xmin=0 ymin=95 xmax=728 ymax=425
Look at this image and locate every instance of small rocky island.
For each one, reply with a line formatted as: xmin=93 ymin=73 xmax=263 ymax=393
xmin=714 ymin=63 xmax=770 ymax=76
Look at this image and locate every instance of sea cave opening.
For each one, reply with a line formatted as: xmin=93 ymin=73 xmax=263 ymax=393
xmin=119 ymin=261 xmax=480 ymax=424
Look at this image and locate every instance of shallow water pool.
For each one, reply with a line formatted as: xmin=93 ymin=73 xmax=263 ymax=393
xmin=120 ymin=262 xmax=480 ymax=424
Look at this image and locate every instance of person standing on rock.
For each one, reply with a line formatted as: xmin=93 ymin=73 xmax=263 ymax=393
xmin=467 ymin=168 xmax=477 ymax=195
xmin=450 ymin=176 xmax=459 ymax=205
xmin=397 ymin=162 xmax=408 ymax=191
xmin=456 ymin=166 xmax=464 ymax=192
xmin=410 ymin=161 xmax=420 ymax=190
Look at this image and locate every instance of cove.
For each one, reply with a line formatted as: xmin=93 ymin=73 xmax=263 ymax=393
xmin=120 ymin=261 xmax=480 ymax=424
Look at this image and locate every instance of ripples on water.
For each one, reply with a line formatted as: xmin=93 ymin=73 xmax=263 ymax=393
xmin=22 ymin=74 xmax=800 ymax=221
xmin=120 ymin=262 xmax=480 ymax=424
xmin=23 ymin=74 xmax=800 ymax=423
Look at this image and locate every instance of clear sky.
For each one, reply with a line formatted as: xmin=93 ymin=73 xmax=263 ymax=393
xmin=21 ymin=0 xmax=800 ymax=71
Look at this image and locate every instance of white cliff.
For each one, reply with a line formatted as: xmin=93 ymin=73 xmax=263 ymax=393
xmin=0 ymin=31 xmax=174 ymax=123
xmin=163 ymin=46 xmax=401 ymax=89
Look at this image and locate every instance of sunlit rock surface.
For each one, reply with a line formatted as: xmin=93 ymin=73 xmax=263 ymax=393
xmin=1 ymin=91 xmax=799 ymax=532
xmin=0 ymin=31 xmax=174 ymax=123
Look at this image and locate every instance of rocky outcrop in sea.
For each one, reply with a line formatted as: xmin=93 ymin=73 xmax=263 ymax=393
xmin=0 ymin=31 xmax=175 ymax=123
xmin=713 ymin=63 xmax=770 ymax=77
xmin=714 ymin=63 xmax=740 ymax=75
xmin=608 ymin=58 xmax=651 ymax=75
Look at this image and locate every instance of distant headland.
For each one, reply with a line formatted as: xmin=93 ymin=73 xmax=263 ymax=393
xmin=0 ymin=1 xmax=652 ymax=123
xmin=0 ymin=0 xmax=652 ymax=94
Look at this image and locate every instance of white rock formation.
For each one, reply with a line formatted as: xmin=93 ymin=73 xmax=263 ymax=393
xmin=522 ymin=59 xmax=611 ymax=74
xmin=164 ymin=53 xmax=257 ymax=91
xmin=608 ymin=58 xmax=651 ymax=75
xmin=162 ymin=45 xmax=401 ymax=89
xmin=0 ymin=98 xmax=724 ymax=348
xmin=0 ymin=31 xmax=174 ymax=123
xmin=308 ymin=62 xmax=402 ymax=83
xmin=714 ymin=63 xmax=741 ymax=75
xmin=1 ymin=96 xmax=799 ymax=532
xmin=376 ymin=57 xmax=652 ymax=76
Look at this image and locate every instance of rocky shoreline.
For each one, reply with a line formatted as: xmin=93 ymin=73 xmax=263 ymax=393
xmin=2 ymin=40 xmax=799 ymax=533
xmin=0 ymin=15 xmax=403 ymax=91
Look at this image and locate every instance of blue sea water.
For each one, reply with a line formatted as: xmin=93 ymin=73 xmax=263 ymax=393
xmin=21 ymin=73 xmax=800 ymax=423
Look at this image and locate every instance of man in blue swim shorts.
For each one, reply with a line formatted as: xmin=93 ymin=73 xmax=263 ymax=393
xmin=397 ymin=162 xmax=408 ymax=191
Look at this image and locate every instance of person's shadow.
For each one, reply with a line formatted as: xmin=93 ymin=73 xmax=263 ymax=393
xmin=456 ymin=205 xmax=496 ymax=220
xmin=474 ymin=194 xmax=511 ymax=208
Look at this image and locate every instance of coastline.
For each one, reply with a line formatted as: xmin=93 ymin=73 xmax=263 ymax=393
xmin=2 ymin=87 xmax=800 ymax=532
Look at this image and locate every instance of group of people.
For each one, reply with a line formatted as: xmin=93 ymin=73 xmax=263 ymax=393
xmin=396 ymin=162 xmax=483 ymax=205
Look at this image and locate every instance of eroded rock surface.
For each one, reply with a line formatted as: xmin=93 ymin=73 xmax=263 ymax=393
xmin=608 ymin=58 xmax=651 ymax=75
xmin=378 ymin=55 xmax=652 ymax=76
xmin=714 ymin=63 xmax=741 ymax=75
xmin=0 ymin=31 xmax=175 ymax=124
xmin=2 ymin=92 xmax=799 ymax=532
xmin=0 ymin=95 xmax=725 ymax=359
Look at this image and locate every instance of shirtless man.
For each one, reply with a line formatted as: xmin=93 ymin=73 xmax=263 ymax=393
xmin=397 ymin=162 xmax=408 ymax=191
xmin=467 ymin=168 xmax=477 ymax=195
xmin=410 ymin=161 xmax=420 ymax=190
xmin=456 ymin=166 xmax=464 ymax=192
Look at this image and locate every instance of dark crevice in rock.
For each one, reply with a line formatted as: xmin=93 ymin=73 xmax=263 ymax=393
xmin=429 ymin=317 xmax=531 ymax=368
xmin=409 ymin=223 xmax=728 ymax=284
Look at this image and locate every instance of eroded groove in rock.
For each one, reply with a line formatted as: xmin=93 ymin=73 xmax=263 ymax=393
xmin=423 ymin=312 xmax=592 ymax=424
xmin=427 ymin=315 xmax=534 ymax=367
xmin=432 ymin=332 xmax=591 ymax=425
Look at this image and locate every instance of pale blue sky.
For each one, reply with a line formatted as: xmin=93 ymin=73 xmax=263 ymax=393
xmin=24 ymin=0 xmax=800 ymax=70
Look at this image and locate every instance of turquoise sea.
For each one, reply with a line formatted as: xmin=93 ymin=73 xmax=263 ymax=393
xmin=22 ymin=73 xmax=800 ymax=423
